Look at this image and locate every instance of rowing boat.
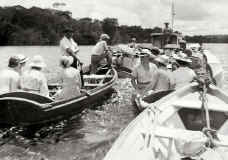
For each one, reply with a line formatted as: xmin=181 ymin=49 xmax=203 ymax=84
xmin=0 ymin=68 xmax=117 ymax=126
xmin=103 ymin=82 xmax=228 ymax=160
xmin=135 ymin=90 xmax=174 ymax=112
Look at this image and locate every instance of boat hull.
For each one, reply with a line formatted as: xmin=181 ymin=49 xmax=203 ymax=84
xmin=0 ymin=69 xmax=117 ymax=126
xmin=103 ymin=83 xmax=228 ymax=160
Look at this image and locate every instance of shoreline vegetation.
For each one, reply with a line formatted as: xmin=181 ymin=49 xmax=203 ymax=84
xmin=1 ymin=5 xmax=228 ymax=46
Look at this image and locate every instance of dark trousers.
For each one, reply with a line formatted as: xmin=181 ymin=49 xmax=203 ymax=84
xmin=91 ymin=54 xmax=112 ymax=74
xmin=71 ymin=56 xmax=78 ymax=69
xmin=70 ymin=56 xmax=84 ymax=86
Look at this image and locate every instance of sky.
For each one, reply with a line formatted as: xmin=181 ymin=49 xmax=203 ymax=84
xmin=1 ymin=0 xmax=228 ymax=35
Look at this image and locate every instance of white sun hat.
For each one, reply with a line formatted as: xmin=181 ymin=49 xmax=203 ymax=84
xmin=29 ymin=55 xmax=46 ymax=69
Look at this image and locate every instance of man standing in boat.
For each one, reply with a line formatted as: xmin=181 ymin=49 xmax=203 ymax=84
xmin=91 ymin=33 xmax=112 ymax=74
xmin=128 ymin=37 xmax=137 ymax=49
xmin=60 ymin=27 xmax=81 ymax=69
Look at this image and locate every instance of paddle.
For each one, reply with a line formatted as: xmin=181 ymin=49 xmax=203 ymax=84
xmin=66 ymin=48 xmax=85 ymax=87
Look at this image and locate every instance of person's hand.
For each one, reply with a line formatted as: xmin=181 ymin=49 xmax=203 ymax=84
xmin=75 ymin=48 xmax=80 ymax=53
xmin=66 ymin=48 xmax=74 ymax=55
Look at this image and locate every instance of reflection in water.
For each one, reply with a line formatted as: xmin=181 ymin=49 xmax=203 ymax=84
xmin=0 ymin=78 xmax=137 ymax=160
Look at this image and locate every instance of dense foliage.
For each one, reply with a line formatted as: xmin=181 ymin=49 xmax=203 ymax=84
xmin=0 ymin=6 xmax=161 ymax=45
xmin=185 ymin=35 xmax=228 ymax=43
xmin=0 ymin=6 xmax=227 ymax=46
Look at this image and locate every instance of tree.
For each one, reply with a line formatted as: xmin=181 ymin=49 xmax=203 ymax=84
xmin=102 ymin=18 xmax=118 ymax=41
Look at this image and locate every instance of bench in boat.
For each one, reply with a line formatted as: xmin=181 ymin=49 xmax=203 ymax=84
xmin=83 ymin=74 xmax=113 ymax=79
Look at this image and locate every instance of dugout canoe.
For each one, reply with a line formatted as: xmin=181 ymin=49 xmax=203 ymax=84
xmin=0 ymin=68 xmax=117 ymax=126
xmin=103 ymin=82 xmax=228 ymax=160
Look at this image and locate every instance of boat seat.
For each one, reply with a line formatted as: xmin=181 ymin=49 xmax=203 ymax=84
xmin=153 ymin=126 xmax=228 ymax=147
xmin=83 ymin=74 xmax=113 ymax=79
xmin=172 ymin=100 xmax=228 ymax=112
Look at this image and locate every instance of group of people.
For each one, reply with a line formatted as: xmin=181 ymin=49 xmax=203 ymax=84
xmin=131 ymin=42 xmax=210 ymax=98
xmin=0 ymin=54 xmax=49 ymax=96
xmin=0 ymin=53 xmax=83 ymax=100
xmin=60 ymin=27 xmax=112 ymax=74
xmin=0 ymin=25 xmax=210 ymax=103
xmin=0 ymin=25 xmax=112 ymax=100
xmin=58 ymin=27 xmax=112 ymax=99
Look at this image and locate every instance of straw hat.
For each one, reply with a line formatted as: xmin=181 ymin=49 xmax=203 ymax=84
xmin=60 ymin=56 xmax=73 ymax=68
xmin=138 ymin=49 xmax=157 ymax=61
xmin=174 ymin=56 xmax=192 ymax=64
xmin=8 ymin=54 xmax=29 ymax=68
xmin=16 ymin=54 xmax=29 ymax=64
xmin=138 ymin=49 xmax=151 ymax=57
xmin=29 ymin=55 xmax=46 ymax=69
xmin=155 ymin=55 xmax=169 ymax=66
xmin=100 ymin=34 xmax=110 ymax=40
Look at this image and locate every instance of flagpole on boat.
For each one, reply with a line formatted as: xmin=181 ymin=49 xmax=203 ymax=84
xmin=171 ymin=0 xmax=175 ymax=31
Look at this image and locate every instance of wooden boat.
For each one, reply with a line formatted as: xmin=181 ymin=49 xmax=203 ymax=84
xmin=113 ymin=23 xmax=224 ymax=87
xmin=135 ymin=90 xmax=174 ymax=112
xmin=103 ymin=82 xmax=228 ymax=160
xmin=0 ymin=68 xmax=117 ymax=126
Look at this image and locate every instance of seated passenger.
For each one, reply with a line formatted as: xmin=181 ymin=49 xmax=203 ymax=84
xmin=154 ymin=55 xmax=175 ymax=91
xmin=131 ymin=49 xmax=158 ymax=96
xmin=0 ymin=54 xmax=28 ymax=94
xmin=173 ymin=57 xmax=196 ymax=89
xmin=54 ymin=56 xmax=82 ymax=100
xmin=20 ymin=55 xmax=49 ymax=97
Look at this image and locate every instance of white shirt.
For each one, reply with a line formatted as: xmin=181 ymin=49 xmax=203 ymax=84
xmin=60 ymin=36 xmax=79 ymax=56
xmin=20 ymin=69 xmax=49 ymax=97
xmin=173 ymin=67 xmax=196 ymax=89
xmin=92 ymin=40 xmax=108 ymax=56
xmin=0 ymin=68 xmax=20 ymax=94
xmin=132 ymin=63 xmax=158 ymax=84
xmin=131 ymin=63 xmax=158 ymax=95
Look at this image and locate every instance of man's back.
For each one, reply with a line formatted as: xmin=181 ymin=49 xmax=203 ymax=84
xmin=92 ymin=40 xmax=107 ymax=56
xmin=0 ymin=68 xmax=20 ymax=94
xmin=154 ymin=68 xmax=174 ymax=91
xmin=132 ymin=63 xmax=158 ymax=83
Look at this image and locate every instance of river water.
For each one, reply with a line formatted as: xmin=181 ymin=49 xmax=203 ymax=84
xmin=0 ymin=43 xmax=227 ymax=160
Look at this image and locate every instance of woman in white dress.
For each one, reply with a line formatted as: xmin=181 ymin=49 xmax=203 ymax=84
xmin=54 ymin=56 xmax=82 ymax=100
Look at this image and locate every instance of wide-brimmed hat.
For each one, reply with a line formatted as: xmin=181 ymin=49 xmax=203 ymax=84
xmin=100 ymin=34 xmax=110 ymax=40
xmin=8 ymin=54 xmax=29 ymax=68
xmin=29 ymin=55 xmax=46 ymax=69
xmin=138 ymin=49 xmax=151 ymax=57
xmin=174 ymin=56 xmax=192 ymax=64
xmin=60 ymin=56 xmax=73 ymax=68
xmin=155 ymin=55 xmax=169 ymax=66
xmin=16 ymin=54 xmax=29 ymax=64
xmin=139 ymin=49 xmax=157 ymax=59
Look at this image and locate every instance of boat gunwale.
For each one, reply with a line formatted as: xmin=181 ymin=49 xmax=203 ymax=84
xmin=0 ymin=68 xmax=117 ymax=111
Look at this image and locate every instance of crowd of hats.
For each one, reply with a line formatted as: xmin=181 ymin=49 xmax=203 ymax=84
xmin=135 ymin=45 xmax=192 ymax=67
xmin=8 ymin=54 xmax=47 ymax=69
